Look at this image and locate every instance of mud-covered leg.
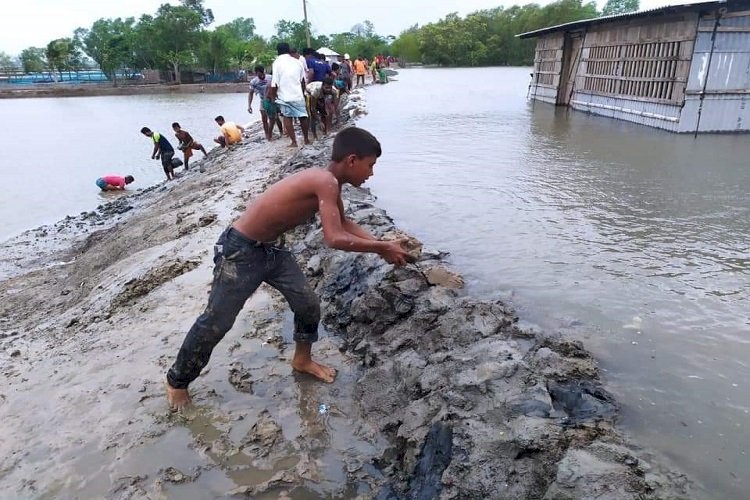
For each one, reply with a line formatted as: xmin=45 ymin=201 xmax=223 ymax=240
xmin=166 ymin=250 xmax=264 ymax=409
xmin=265 ymin=251 xmax=336 ymax=383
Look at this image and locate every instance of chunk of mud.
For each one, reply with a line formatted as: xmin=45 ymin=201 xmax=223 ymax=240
xmin=383 ymin=230 xmax=423 ymax=263
xmin=161 ymin=466 xmax=193 ymax=483
xmin=405 ymin=421 xmax=453 ymax=500
xmin=198 ymin=213 xmax=217 ymax=227
xmin=543 ymin=442 xmax=664 ymax=500
xmin=241 ymin=409 xmax=283 ymax=457
xmin=421 ymin=265 xmax=465 ymax=289
xmin=547 ymin=380 xmax=618 ymax=424
xmin=108 ymin=475 xmax=148 ymax=498
xmin=228 ymin=362 xmax=253 ymax=393
xmin=110 ymin=258 xmax=200 ymax=310
xmin=227 ymin=470 xmax=302 ymax=496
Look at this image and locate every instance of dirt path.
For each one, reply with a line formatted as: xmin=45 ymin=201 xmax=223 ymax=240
xmin=0 ymin=93 xmax=692 ymax=499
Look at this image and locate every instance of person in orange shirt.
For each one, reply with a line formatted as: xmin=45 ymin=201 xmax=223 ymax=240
xmin=354 ymin=55 xmax=367 ymax=87
xmin=213 ymin=115 xmax=245 ymax=147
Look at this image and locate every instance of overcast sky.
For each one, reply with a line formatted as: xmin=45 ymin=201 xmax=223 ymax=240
xmin=2 ymin=0 xmax=689 ymax=55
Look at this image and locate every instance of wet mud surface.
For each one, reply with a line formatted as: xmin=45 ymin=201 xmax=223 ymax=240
xmin=0 ymin=91 xmax=692 ymax=498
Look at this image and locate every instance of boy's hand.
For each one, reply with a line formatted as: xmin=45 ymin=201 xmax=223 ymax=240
xmin=248 ymin=106 xmax=253 ymax=113
xmin=379 ymin=239 xmax=411 ymax=266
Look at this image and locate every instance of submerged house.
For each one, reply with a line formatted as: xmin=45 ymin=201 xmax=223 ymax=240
xmin=519 ymin=0 xmax=750 ymax=133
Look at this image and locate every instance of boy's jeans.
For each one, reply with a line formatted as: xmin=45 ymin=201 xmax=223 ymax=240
xmin=167 ymin=227 xmax=320 ymax=389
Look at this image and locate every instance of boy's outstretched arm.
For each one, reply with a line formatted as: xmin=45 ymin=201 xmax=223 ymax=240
xmin=317 ymin=178 xmax=408 ymax=265
xmin=151 ymin=142 xmax=160 ymax=159
xmin=337 ymin=197 xmax=376 ymax=241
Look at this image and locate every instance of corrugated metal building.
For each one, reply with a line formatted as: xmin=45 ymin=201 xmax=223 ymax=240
xmin=519 ymin=0 xmax=750 ymax=133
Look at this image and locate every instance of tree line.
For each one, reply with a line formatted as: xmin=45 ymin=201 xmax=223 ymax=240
xmin=0 ymin=0 xmax=639 ymax=82
xmin=0 ymin=0 xmax=392 ymax=84
xmin=391 ymin=0 xmax=638 ymax=66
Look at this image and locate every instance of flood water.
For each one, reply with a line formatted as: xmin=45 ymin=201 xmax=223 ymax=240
xmin=361 ymin=67 xmax=749 ymax=499
xmin=1 ymin=68 xmax=748 ymax=498
xmin=0 ymin=92 xmax=256 ymax=241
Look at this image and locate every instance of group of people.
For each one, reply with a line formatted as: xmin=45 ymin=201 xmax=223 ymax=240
xmin=97 ymin=44 xmax=389 ymax=190
xmin=95 ymin=117 xmax=245 ymax=190
xmin=247 ymin=44 xmax=394 ymax=147
xmin=247 ymin=43 xmax=347 ymax=147
xmin=140 ymin=118 xmax=244 ymax=181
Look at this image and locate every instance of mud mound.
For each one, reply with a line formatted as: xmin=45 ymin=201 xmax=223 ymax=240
xmin=111 ymin=258 xmax=200 ymax=310
xmin=285 ymin=183 xmax=689 ymax=498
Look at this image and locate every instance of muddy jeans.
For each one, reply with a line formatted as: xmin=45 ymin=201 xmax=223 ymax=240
xmin=166 ymin=227 xmax=320 ymax=389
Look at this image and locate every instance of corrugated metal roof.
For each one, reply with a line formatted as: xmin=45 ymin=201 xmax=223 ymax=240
xmin=517 ymin=0 xmax=724 ymax=39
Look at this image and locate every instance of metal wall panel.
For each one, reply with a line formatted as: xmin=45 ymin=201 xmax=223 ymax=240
xmin=529 ymin=85 xmax=559 ymax=105
xmin=570 ymin=91 xmax=682 ymax=131
xmin=679 ymin=94 xmax=750 ymax=132
xmin=681 ymin=13 xmax=750 ymax=131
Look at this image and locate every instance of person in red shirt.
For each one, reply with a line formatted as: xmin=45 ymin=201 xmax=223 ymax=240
xmin=96 ymin=175 xmax=134 ymax=191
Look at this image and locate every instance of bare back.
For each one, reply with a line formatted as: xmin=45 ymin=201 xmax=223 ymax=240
xmin=233 ymin=168 xmax=341 ymax=242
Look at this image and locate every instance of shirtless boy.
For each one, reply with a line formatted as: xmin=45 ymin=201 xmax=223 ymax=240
xmin=165 ymin=127 xmax=410 ymax=409
xmin=172 ymin=122 xmax=207 ymax=170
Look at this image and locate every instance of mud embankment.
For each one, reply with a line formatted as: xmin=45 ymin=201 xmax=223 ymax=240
xmin=0 ymin=82 xmax=248 ymax=99
xmin=0 ymin=90 xmax=691 ymax=499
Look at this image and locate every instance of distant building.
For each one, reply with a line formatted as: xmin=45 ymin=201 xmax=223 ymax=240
xmin=519 ymin=0 xmax=750 ymax=133
xmin=317 ymin=47 xmax=342 ymax=64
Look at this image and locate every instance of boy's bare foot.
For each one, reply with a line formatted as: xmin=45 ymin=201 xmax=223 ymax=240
xmin=304 ymin=139 xmax=312 ymax=145
xmin=292 ymin=358 xmax=337 ymax=383
xmin=165 ymin=381 xmax=192 ymax=411
xmin=288 ymin=141 xmax=298 ymax=148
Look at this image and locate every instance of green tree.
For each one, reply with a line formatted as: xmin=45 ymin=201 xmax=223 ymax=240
xmin=198 ymin=29 xmax=232 ymax=74
xmin=75 ymin=17 xmax=136 ymax=85
xmin=413 ymin=0 xmax=598 ymax=67
xmin=272 ymin=19 xmax=312 ymax=50
xmin=150 ymin=3 xmax=204 ymax=83
xmin=271 ymin=19 xmax=329 ymax=50
xmin=19 ymin=47 xmax=46 ymax=73
xmin=390 ymin=25 xmax=421 ymax=63
xmin=602 ymin=0 xmax=639 ymax=15
xmin=180 ymin=0 xmax=214 ymax=26
xmin=218 ymin=17 xmax=256 ymax=40
xmin=45 ymin=38 xmax=82 ymax=79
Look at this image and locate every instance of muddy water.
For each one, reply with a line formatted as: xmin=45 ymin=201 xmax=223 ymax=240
xmin=0 ymin=92 xmax=255 ymax=241
xmin=361 ymin=67 xmax=749 ymax=498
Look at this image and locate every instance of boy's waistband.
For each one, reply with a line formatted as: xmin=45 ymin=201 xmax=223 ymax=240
xmin=224 ymin=227 xmax=285 ymax=249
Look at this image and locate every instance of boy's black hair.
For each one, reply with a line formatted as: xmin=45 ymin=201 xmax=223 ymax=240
xmin=276 ymin=42 xmax=290 ymax=55
xmin=214 ymin=115 xmax=224 ymax=122
xmin=171 ymin=122 xmax=180 ymax=128
xmin=331 ymin=127 xmax=381 ymax=162
xmin=124 ymin=175 xmax=135 ymax=183
xmin=254 ymin=64 xmax=264 ymax=73
xmin=331 ymin=62 xmax=340 ymax=71
xmin=323 ymin=76 xmax=334 ymax=86
xmin=302 ymin=47 xmax=314 ymax=56
xmin=140 ymin=127 xmax=151 ymax=134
